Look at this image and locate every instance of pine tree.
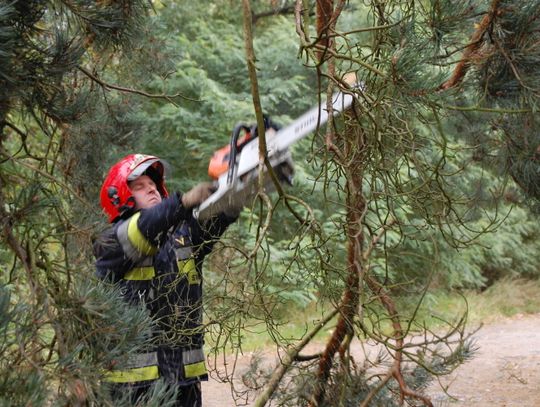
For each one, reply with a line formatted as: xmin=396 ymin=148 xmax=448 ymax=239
xmin=1 ymin=1 xmax=539 ymax=405
xmin=212 ymin=1 xmax=540 ymax=405
xmin=0 ymin=1 xmax=177 ymax=404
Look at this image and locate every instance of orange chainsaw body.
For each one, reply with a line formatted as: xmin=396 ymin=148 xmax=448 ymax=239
xmin=208 ymin=131 xmax=252 ymax=179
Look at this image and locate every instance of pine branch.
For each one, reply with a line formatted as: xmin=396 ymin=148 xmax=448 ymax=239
xmin=1 ymin=121 xmax=41 ymax=160
xmin=77 ymin=66 xmax=199 ymax=103
xmin=443 ymin=104 xmax=530 ymax=113
xmin=0 ymin=149 xmax=96 ymax=212
xmin=439 ymin=0 xmax=502 ymax=90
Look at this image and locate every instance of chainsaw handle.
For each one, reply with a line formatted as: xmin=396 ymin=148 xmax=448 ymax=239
xmin=227 ymin=124 xmax=250 ymax=184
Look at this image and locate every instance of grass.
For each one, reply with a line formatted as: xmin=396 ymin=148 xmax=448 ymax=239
xmin=206 ymin=301 xmax=336 ymax=352
xmin=215 ymin=278 xmax=540 ymax=353
xmin=418 ymin=278 xmax=540 ymax=327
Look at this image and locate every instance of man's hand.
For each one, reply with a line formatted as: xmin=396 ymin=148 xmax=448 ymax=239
xmin=182 ymin=182 xmax=216 ymax=209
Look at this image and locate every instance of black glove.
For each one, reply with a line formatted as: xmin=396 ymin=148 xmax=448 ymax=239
xmin=182 ymin=182 xmax=216 ymax=209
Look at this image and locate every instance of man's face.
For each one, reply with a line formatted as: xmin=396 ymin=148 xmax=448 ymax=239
xmin=128 ymin=175 xmax=162 ymax=210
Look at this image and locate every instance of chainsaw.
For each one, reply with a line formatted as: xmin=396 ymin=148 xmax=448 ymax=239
xmin=193 ymin=85 xmax=358 ymax=220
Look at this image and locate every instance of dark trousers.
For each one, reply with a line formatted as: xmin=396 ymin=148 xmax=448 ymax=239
xmin=175 ymin=382 xmax=202 ymax=407
xmin=109 ymin=381 xmax=201 ymax=407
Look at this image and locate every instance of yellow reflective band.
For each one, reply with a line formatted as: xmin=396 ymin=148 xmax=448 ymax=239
xmin=104 ymin=365 xmax=159 ymax=383
xmin=184 ymin=361 xmax=207 ymax=378
xmin=124 ymin=266 xmax=155 ymax=281
xmin=178 ymin=258 xmax=200 ymax=285
xmin=127 ymin=213 xmax=158 ymax=256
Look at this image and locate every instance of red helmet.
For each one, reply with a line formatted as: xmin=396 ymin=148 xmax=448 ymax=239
xmin=100 ymin=154 xmax=169 ymax=223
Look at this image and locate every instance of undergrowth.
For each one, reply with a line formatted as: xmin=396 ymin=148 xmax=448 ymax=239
xmin=222 ymin=278 xmax=540 ymax=352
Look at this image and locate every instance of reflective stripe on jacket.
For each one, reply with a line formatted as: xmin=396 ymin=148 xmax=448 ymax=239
xmin=182 ymin=348 xmax=207 ymax=378
xmin=104 ymin=352 xmax=159 ymax=383
xmin=117 ymin=212 xmax=158 ymax=260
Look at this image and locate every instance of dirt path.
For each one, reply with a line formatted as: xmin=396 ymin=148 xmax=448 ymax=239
xmin=202 ymin=313 xmax=540 ymax=406
xmin=427 ymin=313 xmax=540 ymax=407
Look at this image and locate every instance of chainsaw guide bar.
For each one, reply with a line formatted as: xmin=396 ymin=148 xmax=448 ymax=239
xmin=194 ymin=85 xmax=359 ymax=220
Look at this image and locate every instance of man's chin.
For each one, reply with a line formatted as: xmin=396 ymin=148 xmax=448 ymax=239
xmin=142 ymin=197 xmax=161 ymax=209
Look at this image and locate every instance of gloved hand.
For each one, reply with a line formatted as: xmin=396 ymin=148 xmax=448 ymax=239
xmin=182 ymin=182 xmax=216 ymax=209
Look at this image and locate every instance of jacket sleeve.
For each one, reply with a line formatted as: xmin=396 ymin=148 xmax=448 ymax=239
xmin=189 ymin=212 xmax=238 ymax=259
xmin=93 ymin=227 xmax=134 ymax=282
xmin=115 ymin=192 xmax=191 ymax=262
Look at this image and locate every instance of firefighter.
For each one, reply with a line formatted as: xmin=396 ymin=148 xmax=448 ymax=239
xmin=93 ymin=153 xmax=239 ymax=406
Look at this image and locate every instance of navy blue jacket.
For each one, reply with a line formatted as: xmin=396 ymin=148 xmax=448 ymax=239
xmin=94 ymin=192 xmax=236 ymax=385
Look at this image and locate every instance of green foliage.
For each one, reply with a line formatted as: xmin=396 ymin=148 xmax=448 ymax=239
xmin=0 ymin=285 xmax=48 ymax=406
xmin=470 ymin=206 xmax=540 ymax=283
xmin=138 ymin=4 xmax=314 ymax=190
xmin=53 ymin=278 xmax=167 ymax=405
xmin=139 ymin=0 xmax=540 ymax=351
xmin=0 ymin=1 xmax=181 ymax=404
xmin=371 ymin=143 xmax=540 ymax=290
xmin=1 ymin=0 xmax=540 ymax=405
xmin=0 ymin=278 xmax=180 ymax=406
xmin=476 ymin=1 xmax=540 ymax=107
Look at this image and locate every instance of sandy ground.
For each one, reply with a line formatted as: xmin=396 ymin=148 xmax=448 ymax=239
xmin=202 ymin=313 xmax=540 ymax=406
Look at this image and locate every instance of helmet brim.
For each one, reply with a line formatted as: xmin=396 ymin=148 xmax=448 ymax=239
xmin=127 ymin=158 xmax=162 ymax=181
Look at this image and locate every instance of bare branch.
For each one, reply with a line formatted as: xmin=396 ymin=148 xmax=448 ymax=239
xmin=77 ymin=66 xmax=199 ymax=103
xmin=253 ymin=309 xmax=339 ymax=407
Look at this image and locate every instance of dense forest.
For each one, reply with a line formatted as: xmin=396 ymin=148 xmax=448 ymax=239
xmin=1 ymin=0 xmax=539 ymax=405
